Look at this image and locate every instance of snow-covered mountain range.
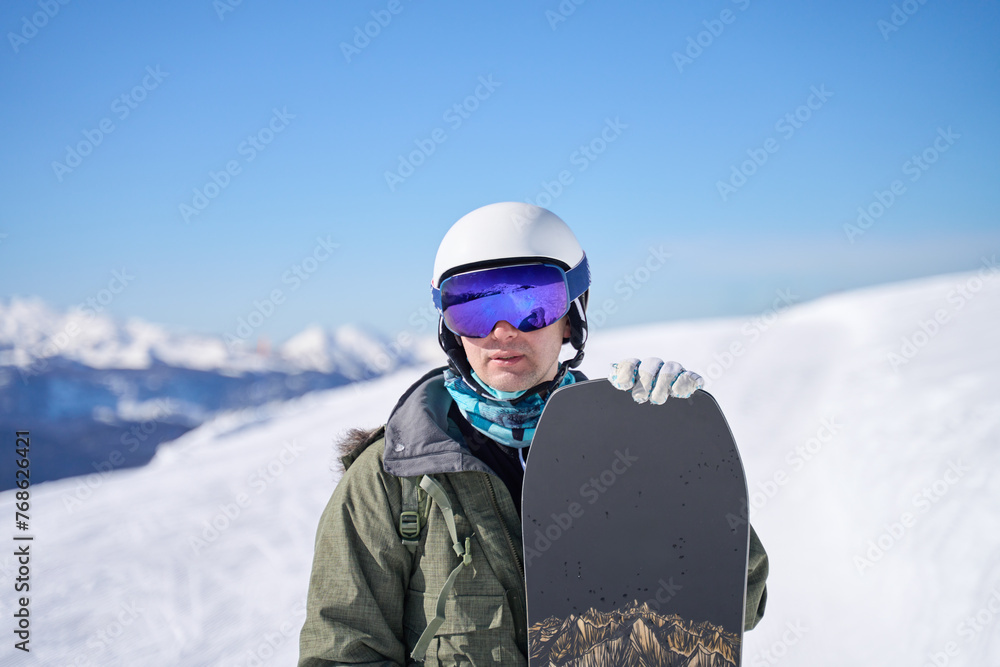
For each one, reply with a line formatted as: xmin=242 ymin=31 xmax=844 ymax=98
xmin=0 ymin=297 xmax=420 ymax=375
xmin=0 ymin=266 xmax=998 ymax=665
xmin=0 ymin=298 xmax=428 ymax=489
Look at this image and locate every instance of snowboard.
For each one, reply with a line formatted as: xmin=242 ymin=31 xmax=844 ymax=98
xmin=522 ymin=379 xmax=749 ymax=666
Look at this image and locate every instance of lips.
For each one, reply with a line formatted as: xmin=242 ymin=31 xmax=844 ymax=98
xmin=489 ymin=352 xmax=524 ymax=365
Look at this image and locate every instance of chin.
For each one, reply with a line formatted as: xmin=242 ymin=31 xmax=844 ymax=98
xmin=497 ymin=381 xmax=534 ymax=393
xmin=480 ymin=368 xmax=536 ymax=394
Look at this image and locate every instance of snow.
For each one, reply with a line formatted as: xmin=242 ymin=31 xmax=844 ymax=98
xmin=1 ymin=267 xmax=999 ymax=666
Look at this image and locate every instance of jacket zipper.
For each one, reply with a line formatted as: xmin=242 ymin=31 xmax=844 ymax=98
xmin=483 ymin=473 xmax=523 ymax=574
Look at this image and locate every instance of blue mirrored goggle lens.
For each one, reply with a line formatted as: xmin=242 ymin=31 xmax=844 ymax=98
xmin=440 ymin=264 xmax=569 ymax=338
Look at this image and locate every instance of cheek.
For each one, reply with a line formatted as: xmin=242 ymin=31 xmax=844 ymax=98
xmin=460 ymin=339 xmax=485 ymax=365
xmin=540 ymin=329 xmax=565 ymax=359
xmin=550 ymin=335 xmax=565 ymax=358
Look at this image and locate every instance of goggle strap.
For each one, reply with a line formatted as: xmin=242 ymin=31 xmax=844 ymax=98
xmin=565 ymin=255 xmax=590 ymax=302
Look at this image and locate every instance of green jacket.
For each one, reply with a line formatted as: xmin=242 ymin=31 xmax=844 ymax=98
xmin=298 ymin=367 xmax=768 ymax=666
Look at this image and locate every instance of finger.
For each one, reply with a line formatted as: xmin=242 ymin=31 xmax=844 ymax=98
xmin=670 ymin=370 xmax=704 ymax=399
xmin=632 ymin=357 xmax=663 ymax=404
xmin=649 ymin=360 xmax=683 ymax=404
xmin=608 ymin=358 xmax=641 ymax=390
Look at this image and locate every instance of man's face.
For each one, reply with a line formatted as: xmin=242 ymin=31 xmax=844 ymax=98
xmin=460 ymin=316 xmax=570 ymax=393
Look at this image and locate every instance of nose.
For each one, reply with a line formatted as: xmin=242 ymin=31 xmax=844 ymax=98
xmin=490 ymin=320 xmax=519 ymax=339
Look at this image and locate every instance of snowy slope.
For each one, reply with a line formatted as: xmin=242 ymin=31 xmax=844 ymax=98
xmin=1 ymin=267 xmax=998 ymax=666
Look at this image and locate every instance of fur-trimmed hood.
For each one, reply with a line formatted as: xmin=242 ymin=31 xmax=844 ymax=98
xmin=334 ymin=425 xmax=385 ymax=474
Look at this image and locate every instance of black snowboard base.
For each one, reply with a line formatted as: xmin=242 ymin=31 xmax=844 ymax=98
xmin=522 ymin=380 xmax=749 ymax=666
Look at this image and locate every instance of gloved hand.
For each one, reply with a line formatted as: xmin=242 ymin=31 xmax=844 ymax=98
xmin=608 ymin=357 xmax=704 ymax=404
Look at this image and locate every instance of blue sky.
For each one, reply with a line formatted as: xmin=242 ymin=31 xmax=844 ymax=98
xmin=1 ymin=0 xmax=998 ymax=345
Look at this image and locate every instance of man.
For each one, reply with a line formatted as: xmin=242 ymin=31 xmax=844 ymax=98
xmin=298 ymin=202 xmax=768 ymax=666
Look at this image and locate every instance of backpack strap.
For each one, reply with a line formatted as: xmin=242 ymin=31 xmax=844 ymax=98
xmin=410 ymin=475 xmax=474 ymax=662
xmin=399 ymin=476 xmax=428 ymax=554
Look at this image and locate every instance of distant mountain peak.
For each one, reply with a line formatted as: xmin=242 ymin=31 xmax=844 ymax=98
xmin=0 ymin=297 xmax=414 ymax=377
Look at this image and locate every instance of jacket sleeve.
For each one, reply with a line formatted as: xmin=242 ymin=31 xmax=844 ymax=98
xmin=744 ymin=524 xmax=769 ymax=631
xmin=298 ymin=447 xmax=412 ymax=666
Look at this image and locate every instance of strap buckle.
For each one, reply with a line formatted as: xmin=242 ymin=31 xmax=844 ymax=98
xmin=399 ymin=510 xmax=420 ymax=539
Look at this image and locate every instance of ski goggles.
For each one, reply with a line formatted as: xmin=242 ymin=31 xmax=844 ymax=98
xmin=432 ymin=257 xmax=589 ymax=338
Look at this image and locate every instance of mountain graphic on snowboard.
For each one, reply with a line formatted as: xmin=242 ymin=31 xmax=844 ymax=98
xmin=528 ymin=600 xmax=739 ymax=666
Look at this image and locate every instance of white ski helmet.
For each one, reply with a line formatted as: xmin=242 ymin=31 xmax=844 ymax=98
xmin=431 ymin=202 xmax=590 ymax=401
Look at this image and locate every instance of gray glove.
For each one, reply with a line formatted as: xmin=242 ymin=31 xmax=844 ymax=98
xmin=608 ymin=357 xmax=704 ymax=404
